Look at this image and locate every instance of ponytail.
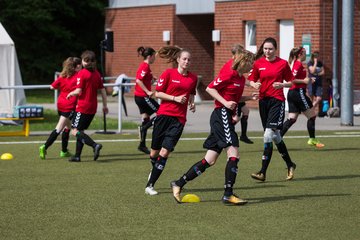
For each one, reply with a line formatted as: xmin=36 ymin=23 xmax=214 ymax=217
xmin=288 ymin=46 xmax=304 ymax=67
xmin=137 ymin=46 xmax=155 ymax=59
xmin=157 ymin=45 xmax=189 ymax=64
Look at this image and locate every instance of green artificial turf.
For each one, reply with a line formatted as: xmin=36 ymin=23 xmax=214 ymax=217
xmin=0 ymin=131 xmax=359 ymax=239
xmin=0 ymin=109 xmax=138 ymax=132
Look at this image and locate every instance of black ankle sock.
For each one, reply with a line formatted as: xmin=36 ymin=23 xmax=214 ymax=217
xmin=260 ymin=142 xmax=273 ymax=174
xmin=176 ymin=159 xmax=210 ymax=188
xmin=61 ymin=128 xmax=70 ymax=152
xmin=224 ymin=157 xmax=239 ymax=196
xmin=140 ymin=118 xmax=150 ymax=145
xmin=281 ymin=118 xmax=296 ymax=137
xmin=276 ymin=140 xmax=293 ymax=168
xmin=240 ymin=115 xmax=248 ymax=137
xmin=44 ymin=129 xmax=60 ymax=149
xmin=146 ymin=156 xmax=167 ymax=187
xmin=77 ymin=132 xmax=96 ymax=147
xmin=150 ymin=156 xmax=157 ymax=167
xmin=75 ymin=138 xmax=84 ymax=158
xmin=307 ymin=117 xmax=316 ymax=138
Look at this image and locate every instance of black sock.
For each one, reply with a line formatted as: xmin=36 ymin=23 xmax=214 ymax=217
xmin=260 ymin=142 xmax=273 ymax=174
xmin=281 ymin=118 xmax=296 ymax=137
xmin=307 ymin=117 xmax=316 ymax=138
xmin=77 ymin=132 xmax=96 ymax=147
xmin=176 ymin=159 xmax=210 ymax=188
xmin=146 ymin=156 xmax=167 ymax=187
xmin=276 ymin=140 xmax=293 ymax=168
xmin=150 ymin=156 xmax=157 ymax=167
xmin=140 ymin=117 xmax=150 ymax=146
xmin=240 ymin=116 xmax=248 ymax=137
xmin=61 ymin=128 xmax=70 ymax=152
xmin=224 ymin=157 xmax=239 ymax=196
xmin=44 ymin=129 xmax=60 ymax=149
xmin=75 ymin=138 xmax=84 ymax=158
xmin=143 ymin=117 xmax=155 ymax=131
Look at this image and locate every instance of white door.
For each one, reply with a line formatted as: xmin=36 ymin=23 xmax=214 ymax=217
xmin=279 ymin=20 xmax=294 ymax=111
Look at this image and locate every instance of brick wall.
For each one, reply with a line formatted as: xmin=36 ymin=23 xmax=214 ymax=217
xmin=105 ymin=5 xmax=176 ymax=95
xmin=174 ymin=14 xmax=214 ymax=100
xmin=215 ymin=0 xmax=360 ymax=107
xmin=105 ymin=0 xmax=359 ymax=105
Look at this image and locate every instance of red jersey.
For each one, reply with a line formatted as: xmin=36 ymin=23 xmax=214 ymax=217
xmin=248 ymin=56 xmax=293 ymax=101
xmin=134 ymin=62 xmax=153 ymax=97
xmin=290 ymin=60 xmax=307 ymax=90
xmin=74 ymin=68 xmax=104 ymax=114
xmin=51 ymin=74 xmax=78 ymax=112
xmin=208 ymin=59 xmax=245 ymax=114
xmin=156 ymin=68 xmax=197 ymax=125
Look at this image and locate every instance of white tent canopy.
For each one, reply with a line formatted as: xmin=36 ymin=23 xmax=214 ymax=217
xmin=0 ymin=22 xmax=26 ymax=117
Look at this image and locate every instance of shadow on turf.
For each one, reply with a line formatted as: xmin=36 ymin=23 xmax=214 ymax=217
xmin=246 ymin=193 xmax=350 ymax=205
xmin=158 ymin=184 xmax=284 ymax=195
xmin=294 ymin=174 xmax=360 ymax=181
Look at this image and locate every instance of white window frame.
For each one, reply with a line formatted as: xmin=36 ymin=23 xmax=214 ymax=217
xmin=245 ymin=21 xmax=257 ymax=53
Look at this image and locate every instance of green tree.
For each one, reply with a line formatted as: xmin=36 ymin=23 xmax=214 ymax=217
xmin=0 ymin=0 xmax=107 ymax=84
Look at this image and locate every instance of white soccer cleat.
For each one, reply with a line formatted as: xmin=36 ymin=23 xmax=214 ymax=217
xmin=145 ymin=186 xmax=158 ymax=195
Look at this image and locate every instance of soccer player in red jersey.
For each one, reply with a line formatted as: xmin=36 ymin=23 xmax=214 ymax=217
xmin=66 ymin=50 xmax=108 ymax=162
xmin=39 ymin=57 xmax=82 ymax=159
xmin=248 ymin=37 xmax=297 ymax=181
xmin=134 ymin=46 xmax=159 ymax=154
xmin=281 ymin=46 xmax=325 ymax=148
xmin=170 ymin=49 xmax=257 ymax=205
xmin=145 ymin=46 xmax=197 ymax=196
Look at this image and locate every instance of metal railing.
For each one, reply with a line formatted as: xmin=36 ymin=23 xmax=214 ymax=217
xmin=0 ymin=76 xmax=135 ymax=133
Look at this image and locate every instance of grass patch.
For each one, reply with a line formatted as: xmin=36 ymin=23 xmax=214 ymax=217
xmin=25 ymin=89 xmax=55 ymax=103
xmin=0 ymin=131 xmax=359 ymax=239
xmin=0 ymin=109 xmax=138 ymax=131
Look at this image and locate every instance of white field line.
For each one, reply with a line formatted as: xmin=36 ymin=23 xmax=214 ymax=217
xmin=0 ymin=134 xmax=359 ymax=145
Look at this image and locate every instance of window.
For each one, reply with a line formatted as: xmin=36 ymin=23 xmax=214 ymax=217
xmin=245 ymin=21 xmax=257 ymax=53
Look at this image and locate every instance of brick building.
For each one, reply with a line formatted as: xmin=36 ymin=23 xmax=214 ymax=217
xmin=105 ymin=0 xmax=359 ymax=107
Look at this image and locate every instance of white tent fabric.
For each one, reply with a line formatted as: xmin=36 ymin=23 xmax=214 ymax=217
xmin=0 ymin=22 xmax=26 ymax=117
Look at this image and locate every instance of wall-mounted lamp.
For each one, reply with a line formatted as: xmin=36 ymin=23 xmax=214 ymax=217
xmin=163 ymin=30 xmax=171 ymax=42
xmin=212 ymin=30 xmax=221 ymax=42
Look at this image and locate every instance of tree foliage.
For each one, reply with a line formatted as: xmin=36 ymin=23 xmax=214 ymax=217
xmin=0 ymin=0 xmax=107 ymax=83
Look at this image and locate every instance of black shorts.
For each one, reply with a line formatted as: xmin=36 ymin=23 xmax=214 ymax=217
xmin=236 ymin=102 xmax=246 ymax=117
xmin=287 ymin=88 xmax=313 ymax=113
xmin=151 ymin=115 xmax=184 ymax=152
xmin=71 ymin=112 xmax=95 ymax=131
xmin=134 ymin=96 xmax=159 ymax=115
xmin=259 ymin=97 xmax=285 ymax=130
xmin=203 ymin=107 xmax=239 ymax=154
xmin=58 ymin=110 xmax=74 ymax=120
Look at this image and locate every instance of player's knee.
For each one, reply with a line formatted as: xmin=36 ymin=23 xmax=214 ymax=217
xmin=263 ymin=128 xmax=273 ymax=143
xmin=272 ymin=130 xmax=282 ymax=144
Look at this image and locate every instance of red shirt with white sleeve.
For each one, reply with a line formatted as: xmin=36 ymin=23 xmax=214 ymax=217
xmin=156 ymin=68 xmax=197 ymax=125
xmin=207 ymin=59 xmax=245 ymax=115
xmin=134 ymin=62 xmax=153 ymax=97
xmin=290 ymin=60 xmax=307 ymax=90
xmin=74 ymin=68 xmax=104 ymax=114
xmin=248 ymin=56 xmax=293 ymax=101
xmin=51 ymin=74 xmax=78 ymax=112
